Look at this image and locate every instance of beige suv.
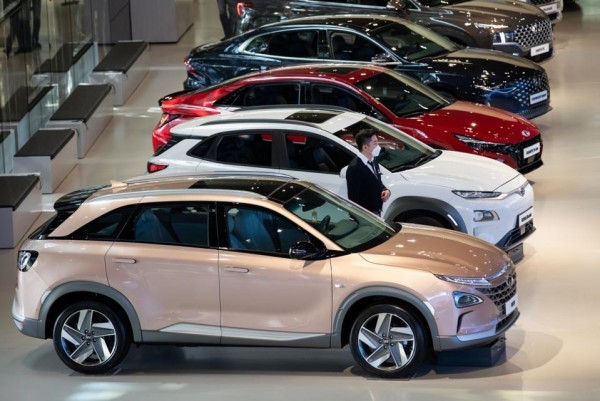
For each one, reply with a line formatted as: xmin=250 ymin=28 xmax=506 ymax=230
xmin=12 ymin=173 xmax=519 ymax=377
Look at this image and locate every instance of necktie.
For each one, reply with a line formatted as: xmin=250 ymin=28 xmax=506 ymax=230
xmin=367 ymin=161 xmax=377 ymax=176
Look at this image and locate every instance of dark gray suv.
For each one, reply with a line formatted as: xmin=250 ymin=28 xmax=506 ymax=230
xmin=236 ymin=0 xmax=553 ymax=61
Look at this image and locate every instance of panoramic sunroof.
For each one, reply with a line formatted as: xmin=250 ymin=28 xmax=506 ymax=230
xmin=285 ymin=111 xmax=339 ymax=124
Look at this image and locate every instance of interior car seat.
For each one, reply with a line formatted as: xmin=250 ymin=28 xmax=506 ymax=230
xmin=229 ymin=209 xmax=276 ymax=252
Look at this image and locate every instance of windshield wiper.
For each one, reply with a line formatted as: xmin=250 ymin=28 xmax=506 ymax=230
xmin=398 ymin=150 xmax=442 ymax=171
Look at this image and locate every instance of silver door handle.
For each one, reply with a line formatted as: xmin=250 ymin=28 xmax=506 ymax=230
xmin=112 ymin=258 xmax=136 ymax=264
xmin=224 ymin=267 xmax=250 ymax=273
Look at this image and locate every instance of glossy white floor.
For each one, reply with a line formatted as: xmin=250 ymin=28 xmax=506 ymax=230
xmin=2 ymin=1 xmax=600 ymax=400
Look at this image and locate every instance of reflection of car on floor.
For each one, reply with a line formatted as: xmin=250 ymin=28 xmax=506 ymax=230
xmin=235 ymin=0 xmax=554 ymax=60
xmin=13 ymin=173 xmax=520 ymax=377
xmin=158 ymin=64 xmax=543 ymax=173
xmin=149 ymin=107 xmax=535 ymax=261
xmin=184 ymin=15 xmax=551 ymax=120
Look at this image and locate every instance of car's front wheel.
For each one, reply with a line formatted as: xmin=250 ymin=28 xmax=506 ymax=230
xmin=350 ymin=304 xmax=427 ymax=378
xmin=53 ymin=301 xmax=130 ymax=374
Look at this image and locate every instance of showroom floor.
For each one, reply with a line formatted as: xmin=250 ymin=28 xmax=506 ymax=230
xmin=1 ymin=1 xmax=600 ymax=400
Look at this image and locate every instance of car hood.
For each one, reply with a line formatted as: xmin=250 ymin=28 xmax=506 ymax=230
xmin=401 ymin=100 xmax=539 ymax=144
xmin=444 ymin=0 xmax=546 ymax=24
xmin=427 ymin=47 xmax=543 ymax=73
xmin=360 ymin=224 xmax=511 ymax=277
xmin=398 ymin=150 xmax=522 ymax=191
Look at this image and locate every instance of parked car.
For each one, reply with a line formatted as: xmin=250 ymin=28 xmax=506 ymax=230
xmin=13 ymin=172 xmax=519 ymax=377
xmin=158 ymin=64 xmax=543 ymax=173
xmin=234 ymin=0 xmax=554 ymax=60
xmin=183 ymin=15 xmax=551 ymax=120
xmin=149 ymin=107 xmax=535 ymax=261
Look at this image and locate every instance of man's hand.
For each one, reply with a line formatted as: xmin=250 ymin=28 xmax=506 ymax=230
xmin=381 ymin=189 xmax=391 ymax=202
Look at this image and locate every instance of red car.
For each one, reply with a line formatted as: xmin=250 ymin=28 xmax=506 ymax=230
xmin=154 ymin=64 xmax=543 ymax=173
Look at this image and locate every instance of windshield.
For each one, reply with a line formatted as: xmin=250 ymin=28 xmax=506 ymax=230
xmin=332 ymin=117 xmax=438 ymax=173
xmin=371 ymin=21 xmax=458 ymax=61
xmin=284 ymin=185 xmax=396 ymax=252
xmin=353 ymin=70 xmax=450 ymax=117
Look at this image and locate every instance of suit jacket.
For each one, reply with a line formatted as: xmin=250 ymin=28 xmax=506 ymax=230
xmin=346 ymin=156 xmax=387 ymax=215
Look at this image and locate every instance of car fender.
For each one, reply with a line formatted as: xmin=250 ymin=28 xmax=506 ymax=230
xmin=38 ymin=281 xmax=143 ymax=342
xmin=331 ymin=285 xmax=442 ymax=350
xmin=384 ymin=196 xmax=467 ymax=233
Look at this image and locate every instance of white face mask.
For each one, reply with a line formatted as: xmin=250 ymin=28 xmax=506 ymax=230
xmin=372 ymin=145 xmax=382 ymax=158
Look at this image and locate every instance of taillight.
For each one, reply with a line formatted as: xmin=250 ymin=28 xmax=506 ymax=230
xmin=237 ymin=2 xmax=253 ymax=17
xmin=147 ymin=162 xmax=168 ymax=173
xmin=157 ymin=113 xmax=180 ymax=128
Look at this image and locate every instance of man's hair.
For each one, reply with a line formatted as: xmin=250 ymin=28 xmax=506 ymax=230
xmin=355 ymin=128 xmax=378 ymax=151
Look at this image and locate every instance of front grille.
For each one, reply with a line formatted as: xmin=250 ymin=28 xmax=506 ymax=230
xmin=496 ymin=311 xmax=517 ymax=332
xmin=506 ymin=135 xmax=543 ymax=170
xmin=512 ymin=70 xmax=550 ymax=112
xmin=530 ymin=0 xmax=556 ymax=5
xmin=476 ymin=272 xmax=517 ymax=312
xmin=512 ymin=19 xmax=553 ymax=49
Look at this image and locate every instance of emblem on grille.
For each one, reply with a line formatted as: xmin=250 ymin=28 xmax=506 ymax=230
xmin=506 ymin=274 xmax=515 ymax=289
xmin=519 ymin=187 xmax=526 ymax=196
xmin=531 ymin=24 xmax=538 ymax=33
xmin=522 ymin=130 xmax=531 ymax=137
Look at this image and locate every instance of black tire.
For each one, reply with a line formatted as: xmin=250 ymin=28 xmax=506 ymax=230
xmin=52 ymin=301 xmax=130 ymax=374
xmin=403 ymin=215 xmax=448 ymax=228
xmin=349 ymin=304 xmax=427 ymax=378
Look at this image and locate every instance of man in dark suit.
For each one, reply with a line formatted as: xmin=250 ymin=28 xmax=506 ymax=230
xmin=346 ymin=129 xmax=391 ymax=216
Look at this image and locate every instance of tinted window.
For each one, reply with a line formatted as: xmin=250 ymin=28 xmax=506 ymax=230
xmin=372 ymin=22 xmax=457 ymax=61
xmin=353 ymin=71 xmax=447 ymax=117
xmin=219 ymin=83 xmax=301 ymax=107
xmin=246 ymin=30 xmax=321 ymax=59
xmin=215 ymin=133 xmax=273 ymax=167
xmin=329 ymin=32 xmax=388 ymax=62
xmin=129 ymin=203 xmax=211 ymax=247
xmin=284 ymin=133 xmax=354 ymax=173
xmin=224 ymin=204 xmax=313 ymax=256
xmin=310 ymin=83 xmax=385 ymax=119
xmin=71 ymin=205 xmax=135 ymax=240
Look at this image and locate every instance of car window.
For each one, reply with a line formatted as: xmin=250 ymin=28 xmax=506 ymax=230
xmin=214 ymin=133 xmax=273 ymax=167
xmin=284 ymin=186 xmax=395 ymax=252
xmin=309 ymin=83 xmax=386 ymax=120
xmin=246 ymin=30 xmax=321 ymax=59
xmin=332 ymin=118 xmax=437 ymax=173
xmin=70 ymin=205 xmax=136 ymax=241
xmin=127 ymin=203 xmax=211 ymax=247
xmin=224 ymin=204 xmax=314 ymax=256
xmin=217 ymin=83 xmax=301 ymax=107
xmin=284 ymin=133 xmax=354 ymax=173
xmin=329 ymin=31 xmax=389 ymax=62
xmin=352 ymin=72 xmax=447 ymax=117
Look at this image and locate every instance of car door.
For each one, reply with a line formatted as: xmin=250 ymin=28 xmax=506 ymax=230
xmin=218 ymin=203 xmax=333 ymax=345
xmin=105 ymin=201 xmax=221 ymax=342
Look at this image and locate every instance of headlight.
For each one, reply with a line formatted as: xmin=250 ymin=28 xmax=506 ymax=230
xmin=453 ymin=291 xmax=484 ymax=308
xmin=454 ymin=134 xmax=508 ymax=153
xmin=17 ymin=250 xmax=38 ymax=272
xmin=435 ymin=274 xmax=491 ymax=286
xmin=452 ymin=190 xmax=502 ymax=199
xmin=474 ymin=23 xmax=510 ymax=30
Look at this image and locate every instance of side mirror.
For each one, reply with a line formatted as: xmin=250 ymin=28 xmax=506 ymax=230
xmin=340 ymin=165 xmax=348 ymax=179
xmin=371 ymin=52 xmax=394 ymax=63
xmin=289 ymin=241 xmax=319 ymax=260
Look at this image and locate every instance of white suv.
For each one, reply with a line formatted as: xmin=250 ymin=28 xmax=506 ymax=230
xmin=148 ymin=108 xmax=535 ymax=260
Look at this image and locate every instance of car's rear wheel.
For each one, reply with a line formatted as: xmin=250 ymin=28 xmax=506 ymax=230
xmin=53 ymin=301 xmax=130 ymax=374
xmin=350 ymin=304 xmax=427 ymax=378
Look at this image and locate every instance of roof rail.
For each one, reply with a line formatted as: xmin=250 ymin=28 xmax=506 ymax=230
xmin=231 ymin=104 xmax=350 ymax=113
xmin=123 ymin=170 xmax=295 ymax=185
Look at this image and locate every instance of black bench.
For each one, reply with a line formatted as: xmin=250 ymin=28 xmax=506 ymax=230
xmin=14 ymin=129 xmax=77 ymax=193
xmin=0 ymin=86 xmax=57 ymax=149
xmin=45 ymin=84 xmax=113 ymax=158
xmin=0 ymin=174 xmax=42 ymax=248
xmin=32 ymin=42 xmax=98 ymax=103
xmin=90 ymin=41 xmax=149 ymax=105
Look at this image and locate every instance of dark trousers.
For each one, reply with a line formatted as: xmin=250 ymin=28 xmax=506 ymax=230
xmin=216 ymin=0 xmax=236 ymax=38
